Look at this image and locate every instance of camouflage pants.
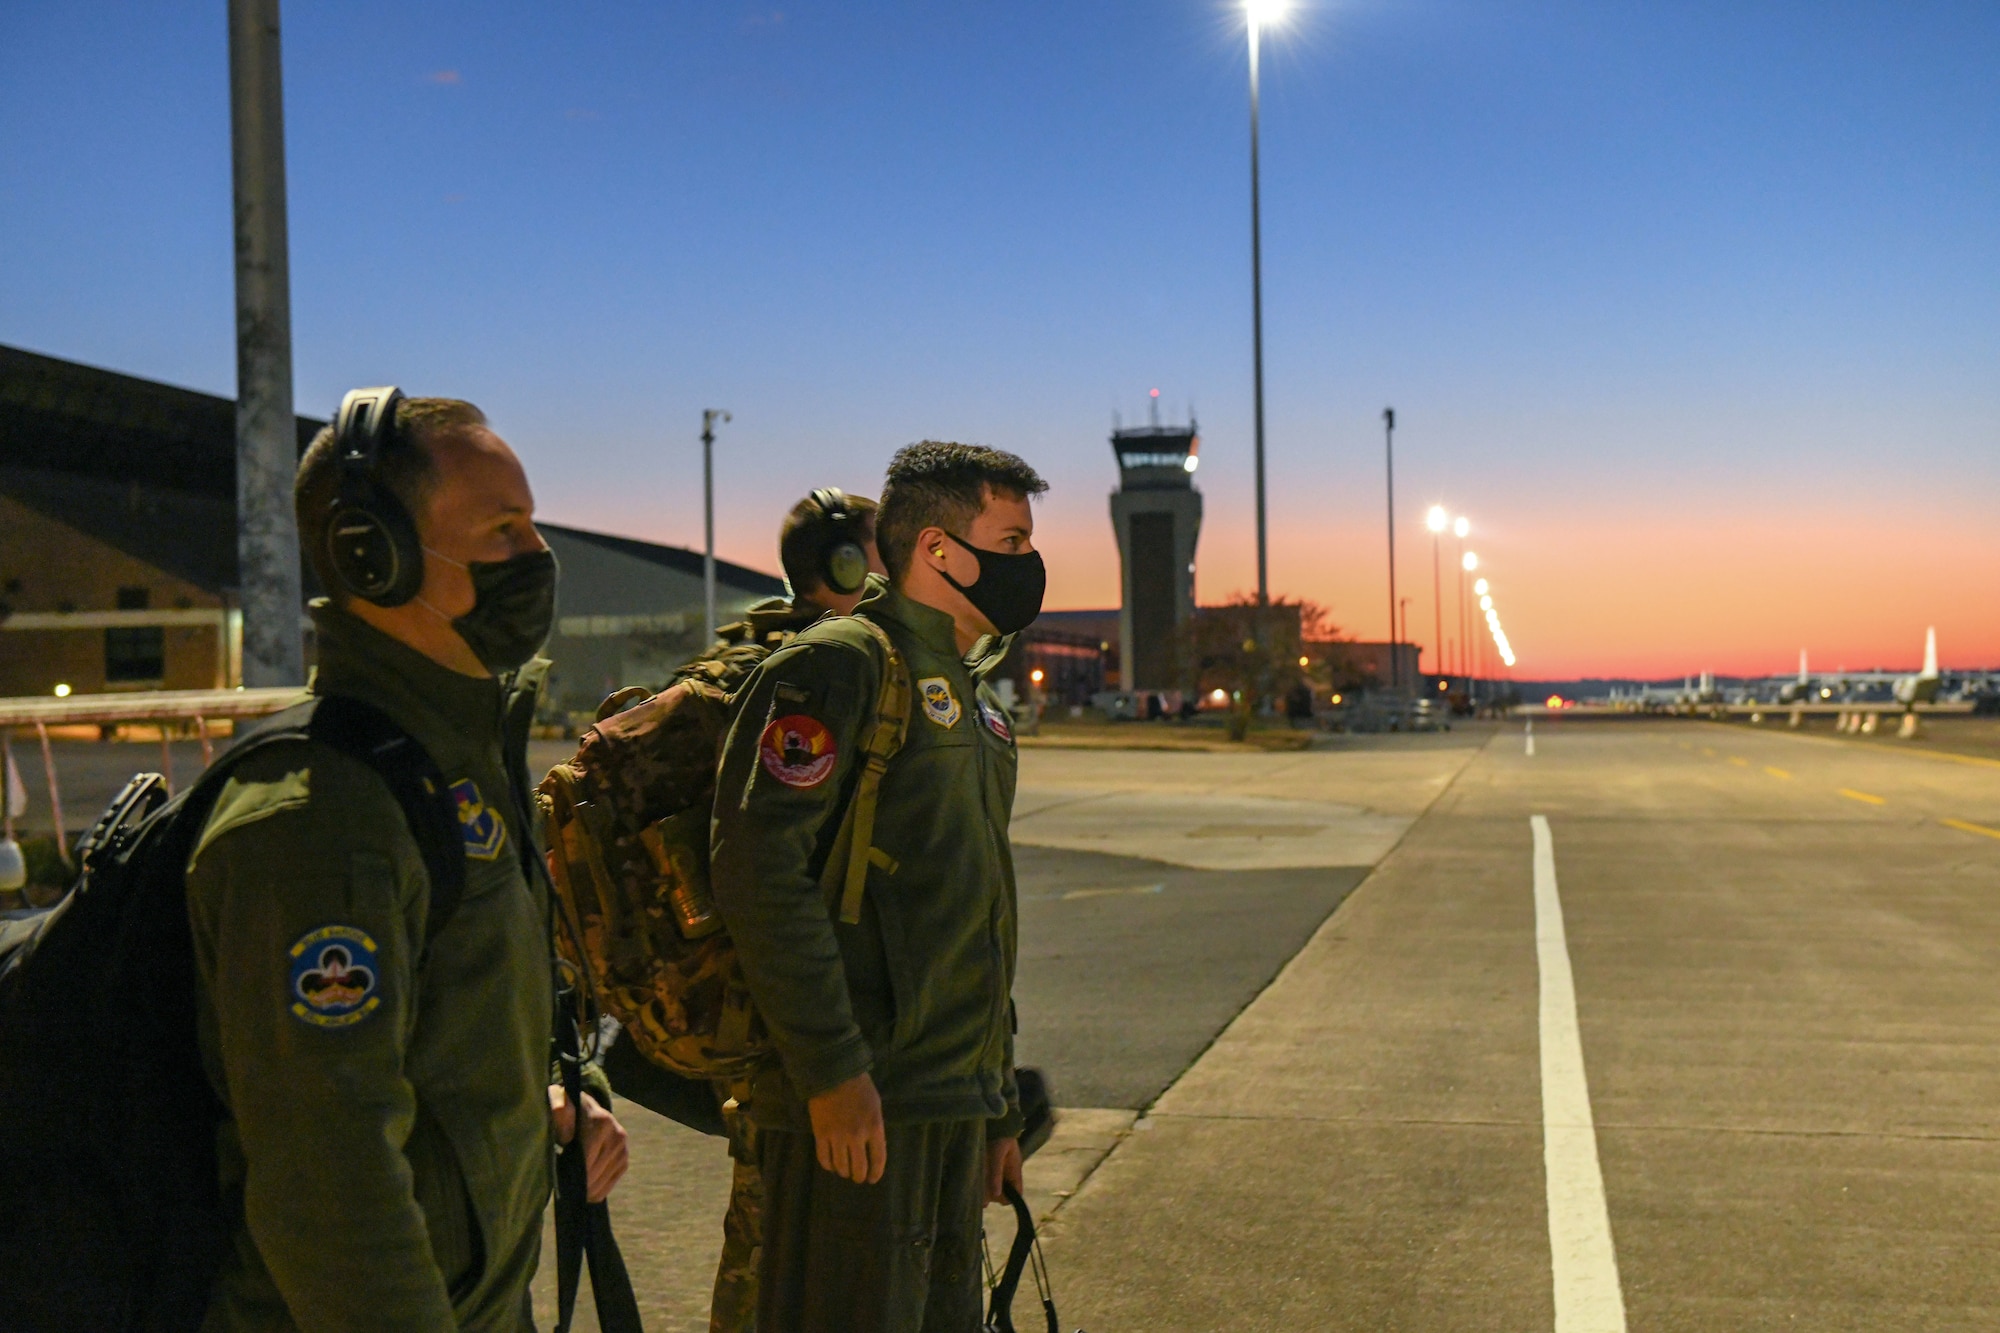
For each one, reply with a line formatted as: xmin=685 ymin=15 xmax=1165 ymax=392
xmin=710 ymin=1090 xmax=763 ymax=1333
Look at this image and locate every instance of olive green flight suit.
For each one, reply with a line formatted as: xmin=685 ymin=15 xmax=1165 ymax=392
xmin=185 ymin=602 xmax=556 ymax=1333
xmin=710 ymin=583 xmax=1024 ymax=1333
xmin=681 ymin=597 xmax=823 ymax=1333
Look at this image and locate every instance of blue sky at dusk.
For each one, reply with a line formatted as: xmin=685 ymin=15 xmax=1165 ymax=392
xmin=3 ymin=2 xmax=1995 ymax=676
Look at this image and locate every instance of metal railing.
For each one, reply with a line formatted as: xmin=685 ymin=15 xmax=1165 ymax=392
xmin=1 ymin=687 xmax=306 ymax=864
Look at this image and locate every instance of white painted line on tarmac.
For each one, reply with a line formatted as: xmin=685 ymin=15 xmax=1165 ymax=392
xmin=1531 ymin=815 xmax=1628 ymax=1333
xmin=1526 ymin=719 xmax=1536 ymax=756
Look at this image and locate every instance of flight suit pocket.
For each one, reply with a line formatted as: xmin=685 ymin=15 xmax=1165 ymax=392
xmin=865 ymin=877 xmax=926 ymax=1055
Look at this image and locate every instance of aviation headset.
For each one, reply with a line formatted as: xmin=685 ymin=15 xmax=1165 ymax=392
xmin=324 ymin=385 xmax=425 ymax=607
xmin=809 ymin=487 xmax=870 ymax=597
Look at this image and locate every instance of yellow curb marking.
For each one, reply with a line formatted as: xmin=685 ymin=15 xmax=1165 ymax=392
xmin=1764 ymin=766 xmax=1792 ymax=779
xmin=1838 ymin=789 xmax=1886 ymax=806
xmin=1941 ymin=818 xmax=2000 ymax=842
xmin=1728 ymin=757 xmax=1749 ymax=767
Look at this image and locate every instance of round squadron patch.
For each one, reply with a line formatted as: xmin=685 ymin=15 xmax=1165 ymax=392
xmin=979 ymin=700 xmax=1013 ymax=741
xmin=288 ymin=925 xmax=382 ymax=1029
xmin=918 ymin=677 xmax=962 ymax=728
xmin=759 ymin=714 xmax=838 ymax=789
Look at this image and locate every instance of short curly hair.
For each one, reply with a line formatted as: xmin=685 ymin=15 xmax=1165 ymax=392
xmin=875 ymin=441 xmax=1047 ymax=583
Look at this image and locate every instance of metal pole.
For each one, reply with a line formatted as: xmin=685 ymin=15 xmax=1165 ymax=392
xmin=1456 ymin=535 xmax=1467 ymax=680
xmin=1248 ymin=19 xmax=1268 ymax=610
xmin=34 ymin=721 xmax=68 ymax=866
xmin=1383 ymin=408 xmax=1396 ymax=691
xmin=1432 ymin=532 xmax=1443 ymax=686
xmin=228 ymin=0 xmax=304 ymax=687
xmin=700 ymin=409 xmax=730 ymax=641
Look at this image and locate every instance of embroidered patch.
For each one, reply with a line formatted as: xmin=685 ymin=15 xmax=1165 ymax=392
xmin=979 ymin=701 xmax=1013 ymax=742
xmin=759 ymin=714 xmax=838 ymax=789
xmin=918 ymin=677 xmax=962 ymax=728
xmin=450 ymin=779 xmax=507 ymax=861
xmin=288 ymin=925 xmax=382 ymax=1029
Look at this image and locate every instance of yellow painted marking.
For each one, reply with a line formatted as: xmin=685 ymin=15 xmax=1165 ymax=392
xmin=1700 ymin=747 xmax=1717 ymax=757
xmin=1910 ymin=749 xmax=2000 ymax=773
xmin=1728 ymin=757 xmax=1749 ymax=767
xmin=1941 ymin=818 xmax=2000 ymax=842
xmin=1838 ymin=788 xmax=1886 ymax=806
xmin=1764 ymin=766 xmax=1791 ymax=779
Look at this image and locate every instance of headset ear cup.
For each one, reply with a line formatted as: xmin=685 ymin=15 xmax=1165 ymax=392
xmin=326 ymin=487 xmax=425 ymax=607
xmin=824 ymin=540 xmax=868 ymax=597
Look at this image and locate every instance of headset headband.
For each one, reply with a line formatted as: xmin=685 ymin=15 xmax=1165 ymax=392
xmin=335 ymin=386 xmax=405 ymax=474
xmin=811 ymin=487 xmax=850 ymax=523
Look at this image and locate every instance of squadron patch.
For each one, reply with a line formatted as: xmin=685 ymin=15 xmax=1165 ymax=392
xmin=450 ymin=779 xmax=507 ymax=860
xmin=979 ymin=701 xmax=1013 ymax=742
xmin=918 ymin=677 xmax=962 ymax=729
xmin=288 ymin=925 xmax=382 ymax=1029
xmin=759 ymin=714 xmax=838 ymax=789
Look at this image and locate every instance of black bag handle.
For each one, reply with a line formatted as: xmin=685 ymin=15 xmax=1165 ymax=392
xmin=987 ymin=1182 xmax=1062 ymax=1333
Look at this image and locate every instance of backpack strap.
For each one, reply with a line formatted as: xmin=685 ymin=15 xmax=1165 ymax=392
xmin=818 ymin=618 xmax=911 ymax=926
xmin=213 ymin=696 xmax=467 ymax=951
xmin=306 ymin=695 xmax=468 ymax=952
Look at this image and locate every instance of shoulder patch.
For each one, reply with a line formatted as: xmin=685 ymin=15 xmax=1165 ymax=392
xmin=918 ymin=677 xmax=962 ymax=728
xmin=288 ymin=925 xmax=382 ymax=1028
xmin=759 ymin=714 xmax=839 ymax=789
xmin=450 ymin=779 xmax=508 ymax=860
xmin=979 ymin=700 xmax=1013 ymax=742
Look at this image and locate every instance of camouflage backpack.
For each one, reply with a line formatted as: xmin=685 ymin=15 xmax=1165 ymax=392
xmin=537 ymin=611 xmax=910 ymax=1080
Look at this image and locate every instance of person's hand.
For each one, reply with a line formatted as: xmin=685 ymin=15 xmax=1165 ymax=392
xmin=985 ymin=1135 xmax=1023 ymax=1206
xmin=548 ymin=1085 xmax=630 ymax=1203
xmin=807 ymin=1072 xmax=886 ymax=1184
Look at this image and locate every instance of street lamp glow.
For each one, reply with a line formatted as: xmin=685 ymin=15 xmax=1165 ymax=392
xmin=1426 ymin=505 xmax=1449 ymax=534
xmin=1473 ymin=578 xmax=1489 ymax=596
xmin=1245 ymin=0 xmax=1291 ymax=29
xmin=1480 ymin=595 xmax=1493 ymax=611
xmin=1453 ymin=516 xmax=1470 ymax=539
xmin=1462 ymin=551 xmax=1479 ymax=572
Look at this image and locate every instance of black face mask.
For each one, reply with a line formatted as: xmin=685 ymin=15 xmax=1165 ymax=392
xmin=939 ymin=530 xmax=1045 ymax=636
xmin=427 ymin=546 xmax=559 ymax=674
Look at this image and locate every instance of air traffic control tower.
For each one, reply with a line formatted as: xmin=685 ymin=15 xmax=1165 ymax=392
xmin=1109 ymin=418 xmax=1202 ymax=692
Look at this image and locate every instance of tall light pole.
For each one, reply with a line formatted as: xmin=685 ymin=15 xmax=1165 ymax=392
xmin=229 ymin=0 xmax=303 ymax=686
xmin=1453 ymin=515 xmax=1470 ymax=676
xmin=1383 ymin=407 xmax=1397 ymax=692
xmin=1462 ymin=548 xmax=1480 ymax=694
xmin=701 ymin=408 xmax=731 ymax=642
xmin=1426 ymin=505 xmax=1448 ymax=682
xmin=1246 ymin=0 xmax=1286 ymax=610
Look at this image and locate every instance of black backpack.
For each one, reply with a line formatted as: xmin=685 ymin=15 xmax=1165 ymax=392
xmin=0 ymin=695 xmax=464 ymax=1333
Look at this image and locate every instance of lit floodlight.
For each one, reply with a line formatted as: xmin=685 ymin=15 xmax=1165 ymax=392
xmin=1479 ymin=595 xmax=1493 ymax=611
xmin=1462 ymin=551 xmax=1479 ymax=571
xmin=1210 ymin=687 xmax=1228 ymax=703
xmin=54 ymin=682 xmax=72 ymax=698
xmin=1453 ymin=516 xmax=1470 ymax=539
xmin=1245 ymin=0 xmax=1291 ymax=29
xmin=1183 ymin=454 xmax=1199 ymax=473
xmin=1474 ymin=578 xmax=1489 ymax=596
xmin=1426 ymin=505 xmax=1448 ymax=534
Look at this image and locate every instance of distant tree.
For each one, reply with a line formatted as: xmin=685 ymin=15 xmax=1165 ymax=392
xmin=1183 ymin=593 xmax=1346 ymax=717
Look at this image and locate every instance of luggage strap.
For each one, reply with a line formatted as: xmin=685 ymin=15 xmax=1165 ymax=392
xmin=818 ymin=618 xmax=910 ymax=925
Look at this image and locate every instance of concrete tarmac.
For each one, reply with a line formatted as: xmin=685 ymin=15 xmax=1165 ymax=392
xmin=1041 ymin=719 xmax=2000 ymax=1331
xmin=527 ymin=735 xmax=1490 ymax=1330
